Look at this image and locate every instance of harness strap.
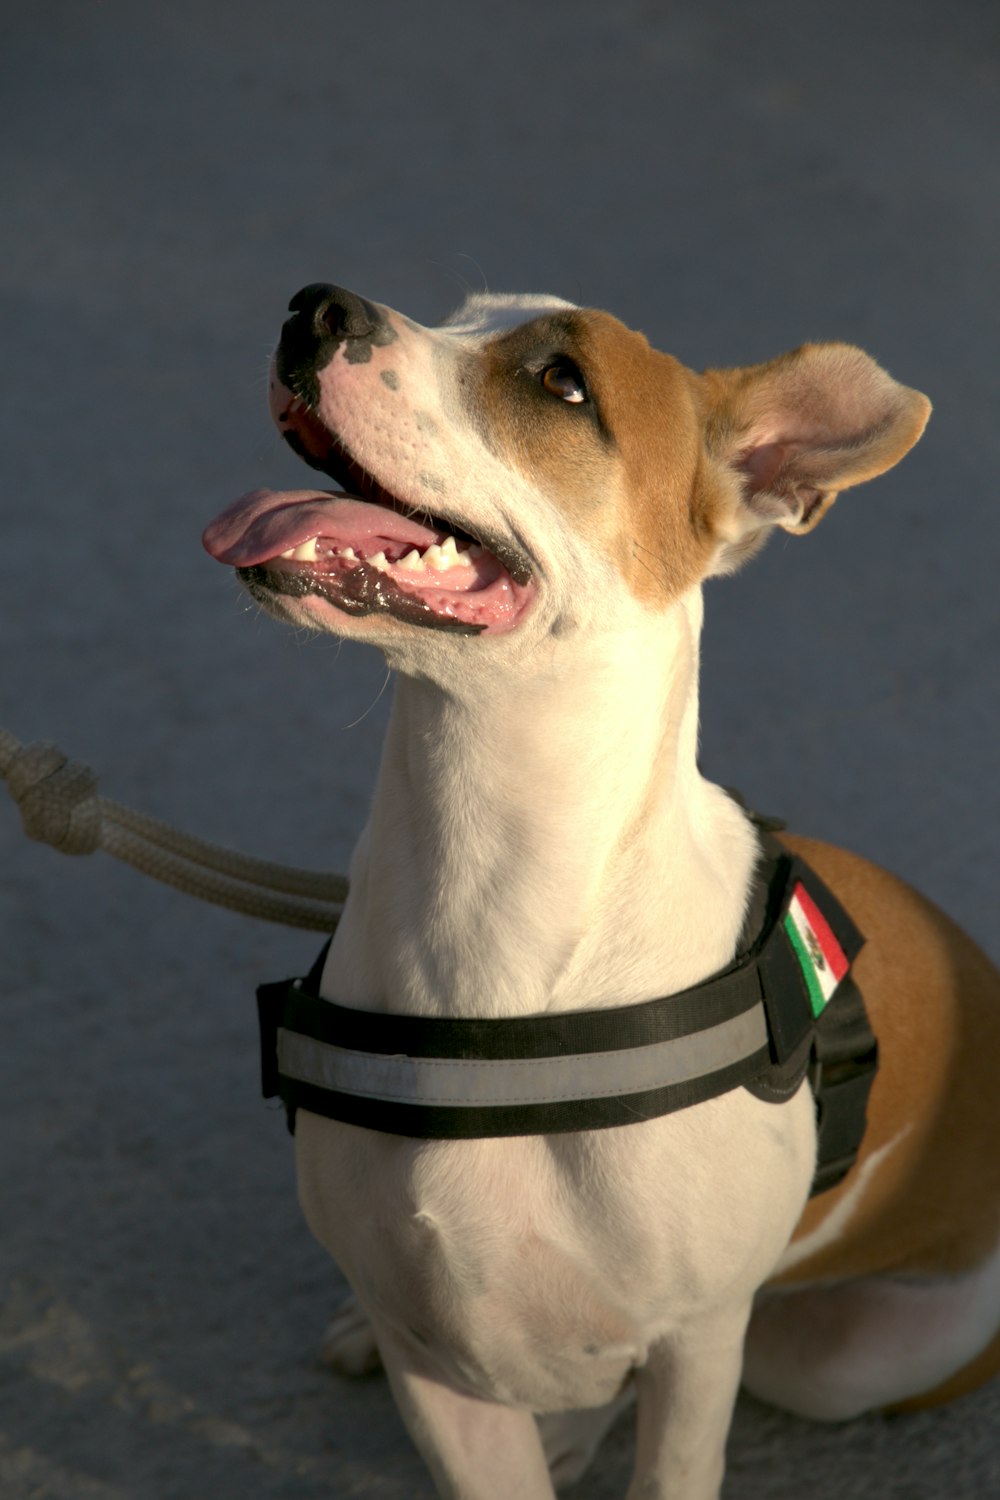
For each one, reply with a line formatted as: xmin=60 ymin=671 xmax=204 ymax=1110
xmin=809 ymin=974 xmax=880 ymax=1194
xmin=259 ymin=976 xmax=773 ymax=1138
xmin=256 ymin=843 xmax=875 ymax=1194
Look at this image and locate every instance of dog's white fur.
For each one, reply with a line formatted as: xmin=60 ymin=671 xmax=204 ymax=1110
xmin=231 ymin=290 xmax=1000 ymax=1497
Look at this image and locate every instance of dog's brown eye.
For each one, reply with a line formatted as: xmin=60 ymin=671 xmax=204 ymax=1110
xmin=541 ymin=363 xmax=587 ymax=403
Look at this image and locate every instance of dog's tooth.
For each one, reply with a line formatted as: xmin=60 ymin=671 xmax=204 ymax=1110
xmin=398 ymin=548 xmax=425 ymax=572
xmin=280 ymin=547 xmax=296 ymax=559
xmin=440 ymin=535 xmax=459 ymax=559
xmin=341 ymin=546 xmax=357 ymax=560
xmin=468 ymin=544 xmax=484 ymax=559
xmin=290 ymin=537 xmax=318 ymax=562
xmin=424 ymin=543 xmax=450 ymax=571
xmin=369 ymin=551 xmax=389 ymax=571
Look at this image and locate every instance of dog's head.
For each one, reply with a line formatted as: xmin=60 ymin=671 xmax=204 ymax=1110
xmin=204 ymin=284 xmax=930 ymax=675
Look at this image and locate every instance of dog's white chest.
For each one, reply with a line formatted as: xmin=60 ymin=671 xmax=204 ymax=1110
xmin=294 ymin=1089 xmax=815 ymax=1409
xmin=294 ymin=1118 xmax=639 ymax=1406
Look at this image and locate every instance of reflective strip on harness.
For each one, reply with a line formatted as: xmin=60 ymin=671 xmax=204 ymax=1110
xmin=276 ymin=1003 xmax=769 ymax=1110
xmin=256 ymin=845 xmax=875 ymax=1194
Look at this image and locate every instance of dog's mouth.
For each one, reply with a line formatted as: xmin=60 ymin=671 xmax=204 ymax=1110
xmin=202 ymin=402 xmax=536 ymax=637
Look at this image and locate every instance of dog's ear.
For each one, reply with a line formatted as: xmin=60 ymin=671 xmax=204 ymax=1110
xmin=702 ymin=343 xmax=931 ymax=559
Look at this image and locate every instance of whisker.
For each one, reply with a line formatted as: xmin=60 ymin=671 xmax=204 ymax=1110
xmin=341 ymin=667 xmax=393 ymax=731
xmin=629 ymin=537 xmax=673 ymax=590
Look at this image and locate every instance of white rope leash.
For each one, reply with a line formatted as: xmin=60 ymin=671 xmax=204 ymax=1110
xmin=0 ymin=727 xmax=346 ymax=932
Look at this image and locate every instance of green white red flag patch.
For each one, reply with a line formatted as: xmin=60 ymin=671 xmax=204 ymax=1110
xmin=783 ymin=880 xmax=849 ymax=1018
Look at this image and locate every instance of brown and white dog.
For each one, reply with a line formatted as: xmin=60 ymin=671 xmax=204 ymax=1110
xmin=203 ymin=285 xmax=1000 ymax=1499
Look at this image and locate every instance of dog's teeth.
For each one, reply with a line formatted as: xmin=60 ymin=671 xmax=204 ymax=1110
xmin=288 ymin=537 xmax=318 ymax=562
xmin=369 ymin=551 xmax=389 ymax=572
xmin=468 ymin=544 xmax=484 ymax=559
xmin=341 ymin=546 xmax=357 ymax=560
xmin=398 ymin=549 xmax=425 ymax=572
xmin=424 ymin=538 xmax=470 ymax=572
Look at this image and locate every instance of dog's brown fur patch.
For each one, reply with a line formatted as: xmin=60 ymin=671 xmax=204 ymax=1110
xmin=776 ymin=834 xmax=1000 ymax=1283
xmin=476 ymin=311 xmax=720 ymax=606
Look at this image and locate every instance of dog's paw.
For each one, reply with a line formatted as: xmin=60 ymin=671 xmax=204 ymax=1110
xmin=320 ymin=1294 xmax=382 ymax=1377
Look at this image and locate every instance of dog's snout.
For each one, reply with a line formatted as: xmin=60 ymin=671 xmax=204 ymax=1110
xmin=278 ymin=283 xmax=398 ymax=399
xmin=288 ymin=283 xmax=380 ymax=342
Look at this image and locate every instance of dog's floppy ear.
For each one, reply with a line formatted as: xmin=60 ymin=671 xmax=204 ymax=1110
xmin=702 ymin=343 xmax=931 ymax=561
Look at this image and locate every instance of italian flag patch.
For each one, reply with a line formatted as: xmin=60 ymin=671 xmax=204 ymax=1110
xmin=783 ymin=881 xmax=849 ymax=1018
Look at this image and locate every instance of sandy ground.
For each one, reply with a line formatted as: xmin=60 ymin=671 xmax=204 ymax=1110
xmin=2 ymin=1 xmax=999 ymax=1494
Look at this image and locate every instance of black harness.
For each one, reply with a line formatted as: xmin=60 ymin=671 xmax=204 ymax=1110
xmin=256 ymin=833 xmax=877 ymax=1197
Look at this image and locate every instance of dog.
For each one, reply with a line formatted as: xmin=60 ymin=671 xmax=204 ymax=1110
xmin=203 ymin=284 xmax=1000 ymax=1499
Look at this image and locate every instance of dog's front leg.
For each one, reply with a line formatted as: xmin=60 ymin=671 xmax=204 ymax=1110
xmin=626 ymin=1305 xmax=750 ymax=1500
xmin=377 ymin=1329 xmax=557 ymax=1500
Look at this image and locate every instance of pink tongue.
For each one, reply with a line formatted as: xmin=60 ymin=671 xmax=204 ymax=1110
xmin=202 ymin=488 xmax=443 ymax=567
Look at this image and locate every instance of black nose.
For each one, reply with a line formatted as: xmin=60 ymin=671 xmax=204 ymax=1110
xmin=288 ymin=282 xmax=381 ymax=341
xmin=277 ymin=283 xmax=397 ymax=402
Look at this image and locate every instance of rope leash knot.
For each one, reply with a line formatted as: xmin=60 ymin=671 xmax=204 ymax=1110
xmin=5 ymin=740 xmax=102 ymax=855
xmin=0 ymin=726 xmax=346 ymax=932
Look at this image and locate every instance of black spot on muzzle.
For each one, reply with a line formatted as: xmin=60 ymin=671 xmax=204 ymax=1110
xmin=276 ymin=283 xmax=398 ymax=405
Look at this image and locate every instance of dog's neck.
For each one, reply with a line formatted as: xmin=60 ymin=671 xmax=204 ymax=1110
xmin=326 ymin=587 xmax=757 ymax=1018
